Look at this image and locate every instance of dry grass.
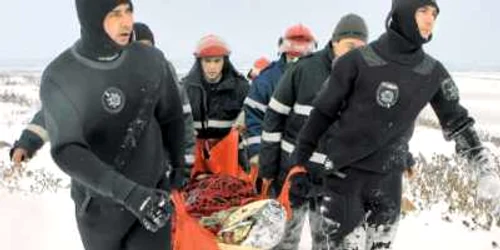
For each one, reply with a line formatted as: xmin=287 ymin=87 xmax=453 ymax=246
xmin=0 ymin=160 xmax=68 ymax=194
xmin=406 ymin=152 xmax=500 ymax=230
xmin=0 ymin=91 xmax=33 ymax=107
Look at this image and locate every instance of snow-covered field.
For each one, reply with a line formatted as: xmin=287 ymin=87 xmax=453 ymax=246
xmin=0 ymin=71 xmax=499 ymax=249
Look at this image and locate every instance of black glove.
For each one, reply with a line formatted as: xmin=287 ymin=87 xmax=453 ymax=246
xmin=169 ymin=167 xmax=190 ymax=189
xmin=289 ymin=165 xmax=326 ymax=207
xmin=255 ymin=177 xmax=265 ymax=194
xmin=122 ymin=185 xmax=172 ymax=232
xmin=289 ymin=173 xmax=312 ymax=199
xmin=257 ymin=165 xmax=281 ymax=198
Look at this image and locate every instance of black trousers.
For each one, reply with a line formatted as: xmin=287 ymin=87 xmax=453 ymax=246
xmin=315 ymin=167 xmax=403 ymax=250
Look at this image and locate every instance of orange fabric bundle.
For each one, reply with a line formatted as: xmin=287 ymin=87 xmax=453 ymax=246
xmin=191 ymin=128 xmax=257 ymax=184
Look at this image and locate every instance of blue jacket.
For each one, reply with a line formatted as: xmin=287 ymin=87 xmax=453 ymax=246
xmin=244 ymin=55 xmax=288 ymax=159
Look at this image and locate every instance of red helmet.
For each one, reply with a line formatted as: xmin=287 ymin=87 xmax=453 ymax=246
xmin=284 ymin=24 xmax=315 ymax=42
xmin=253 ymin=57 xmax=271 ymax=70
xmin=247 ymin=57 xmax=271 ymax=80
xmin=194 ymin=34 xmax=231 ymax=58
xmin=280 ymin=24 xmax=317 ymax=57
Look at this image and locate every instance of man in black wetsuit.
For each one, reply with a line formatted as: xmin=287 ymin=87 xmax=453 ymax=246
xmin=39 ymin=1 xmax=184 ymax=249
xmin=291 ymin=0 xmax=500 ymax=249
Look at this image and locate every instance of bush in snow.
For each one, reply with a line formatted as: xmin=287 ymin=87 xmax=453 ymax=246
xmin=406 ymin=152 xmax=500 ymax=230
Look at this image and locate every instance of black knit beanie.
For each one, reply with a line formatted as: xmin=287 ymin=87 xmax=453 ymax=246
xmin=332 ymin=13 xmax=368 ymax=42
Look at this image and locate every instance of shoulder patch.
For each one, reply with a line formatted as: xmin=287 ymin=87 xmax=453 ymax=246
xmin=360 ymin=46 xmax=388 ymax=67
xmin=413 ymin=54 xmax=437 ymax=75
xmin=440 ymin=77 xmax=459 ymax=101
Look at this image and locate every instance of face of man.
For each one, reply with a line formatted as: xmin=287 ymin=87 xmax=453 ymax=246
xmin=201 ymin=57 xmax=224 ymax=82
xmin=333 ymin=37 xmax=366 ymax=57
xmin=415 ymin=5 xmax=438 ymax=40
xmin=103 ymin=3 xmax=134 ymax=46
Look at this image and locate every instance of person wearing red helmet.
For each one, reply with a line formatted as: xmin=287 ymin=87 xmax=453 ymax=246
xmin=260 ymin=14 xmax=368 ymax=250
xmin=247 ymin=56 xmax=271 ymax=81
xmin=235 ymin=56 xmax=270 ymax=133
xmin=243 ymin=24 xmax=316 ymax=177
xmin=182 ymin=34 xmax=250 ymax=170
xmin=279 ymin=24 xmax=318 ymax=59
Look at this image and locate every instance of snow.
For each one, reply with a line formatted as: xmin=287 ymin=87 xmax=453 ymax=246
xmin=393 ymin=207 xmax=500 ymax=250
xmin=0 ymin=190 xmax=81 ymax=250
xmin=298 ymin=202 xmax=500 ymax=250
xmin=1 ymin=71 xmax=499 ymax=250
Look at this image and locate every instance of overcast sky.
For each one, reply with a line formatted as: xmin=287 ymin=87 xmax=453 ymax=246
xmin=1 ymin=0 xmax=499 ymax=71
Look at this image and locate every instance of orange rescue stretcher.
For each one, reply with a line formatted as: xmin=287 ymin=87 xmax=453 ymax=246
xmin=171 ymin=128 xmax=305 ymax=250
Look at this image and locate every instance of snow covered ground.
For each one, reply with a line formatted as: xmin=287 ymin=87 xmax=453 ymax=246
xmin=0 ymin=71 xmax=499 ymax=249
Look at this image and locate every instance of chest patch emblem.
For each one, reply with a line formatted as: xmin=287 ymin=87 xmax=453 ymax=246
xmin=102 ymin=87 xmax=125 ymax=114
xmin=376 ymin=82 xmax=399 ymax=109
